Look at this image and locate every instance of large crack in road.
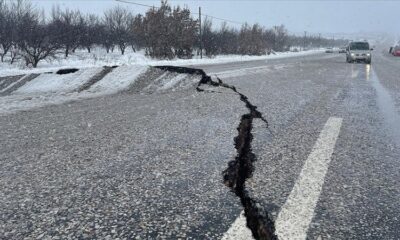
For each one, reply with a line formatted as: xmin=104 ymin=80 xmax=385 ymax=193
xmin=155 ymin=66 xmax=278 ymax=240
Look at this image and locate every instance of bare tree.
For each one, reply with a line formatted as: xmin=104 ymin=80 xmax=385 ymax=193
xmin=0 ymin=0 xmax=12 ymax=62
xmin=130 ymin=14 xmax=145 ymax=52
xmin=104 ymin=6 xmax=132 ymax=55
xmin=217 ymin=22 xmax=239 ymax=54
xmin=50 ymin=7 xmax=83 ymax=58
xmin=201 ymin=17 xmax=218 ymax=57
xmin=20 ymin=24 xmax=61 ymax=67
xmin=80 ymin=14 xmax=101 ymax=53
xmin=272 ymin=25 xmax=288 ymax=52
xmin=17 ymin=5 xmax=61 ymax=67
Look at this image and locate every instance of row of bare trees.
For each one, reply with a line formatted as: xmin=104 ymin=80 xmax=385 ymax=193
xmin=0 ymin=0 xmax=347 ymax=68
xmin=0 ymin=0 xmax=61 ymax=67
xmin=201 ymin=21 xmax=290 ymax=56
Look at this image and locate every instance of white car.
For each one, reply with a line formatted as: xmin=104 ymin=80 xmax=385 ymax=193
xmin=346 ymin=41 xmax=372 ymax=64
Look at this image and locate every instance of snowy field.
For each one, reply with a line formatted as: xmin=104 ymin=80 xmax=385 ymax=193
xmin=0 ymin=48 xmax=323 ymax=77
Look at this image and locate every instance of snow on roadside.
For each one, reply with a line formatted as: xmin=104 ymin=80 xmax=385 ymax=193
xmin=0 ymin=65 xmax=149 ymax=115
xmin=0 ymin=48 xmax=323 ymax=77
xmin=0 ymin=75 xmax=26 ymax=93
xmin=88 ymin=65 xmax=148 ymax=94
xmin=15 ymin=68 xmax=102 ymax=94
xmin=152 ymin=49 xmax=324 ymax=67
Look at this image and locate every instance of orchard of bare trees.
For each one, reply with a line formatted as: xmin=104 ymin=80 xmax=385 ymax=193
xmin=0 ymin=0 xmax=347 ymax=68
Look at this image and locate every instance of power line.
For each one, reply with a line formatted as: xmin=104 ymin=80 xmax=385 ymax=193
xmin=115 ymin=0 xmax=244 ymax=25
xmin=115 ymin=0 xmax=159 ymax=9
xmin=201 ymin=14 xmax=244 ymax=25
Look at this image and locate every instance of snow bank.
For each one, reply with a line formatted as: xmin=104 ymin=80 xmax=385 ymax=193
xmin=0 ymin=48 xmax=323 ymax=77
xmin=88 ymin=65 xmax=148 ymax=94
xmin=153 ymin=49 xmax=324 ymax=66
xmin=15 ymin=68 xmax=102 ymax=94
xmin=0 ymin=65 xmax=149 ymax=115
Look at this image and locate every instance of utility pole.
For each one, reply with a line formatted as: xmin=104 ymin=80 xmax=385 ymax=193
xmin=318 ymin=33 xmax=321 ymax=48
xmin=199 ymin=7 xmax=202 ymax=59
xmin=303 ymin=31 xmax=307 ymax=51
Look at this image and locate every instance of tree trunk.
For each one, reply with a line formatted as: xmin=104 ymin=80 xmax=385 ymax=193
xmin=10 ymin=52 xmax=17 ymax=64
xmin=87 ymin=47 xmax=91 ymax=53
xmin=33 ymin=57 xmax=39 ymax=68
xmin=65 ymin=48 xmax=69 ymax=58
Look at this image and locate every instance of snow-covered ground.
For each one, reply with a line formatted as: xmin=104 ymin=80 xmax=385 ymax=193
xmin=87 ymin=65 xmax=147 ymax=94
xmin=0 ymin=48 xmax=323 ymax=77
xmin=0 ymin=65 xmax=148 ymax=115
xmin=15 ymin=68 xmax=102 ymax=94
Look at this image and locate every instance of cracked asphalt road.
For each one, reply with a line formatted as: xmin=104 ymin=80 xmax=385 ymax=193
xmin=2 ymin=45 xmax=400 ymax=239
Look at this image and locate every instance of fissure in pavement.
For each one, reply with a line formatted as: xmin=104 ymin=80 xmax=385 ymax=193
xmin=155 ymin=66 xmax=278 ymax=240
xmin=56 ymin=68 xmax=79 ymax=75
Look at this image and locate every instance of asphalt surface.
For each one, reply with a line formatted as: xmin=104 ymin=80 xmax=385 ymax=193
xmin=1 ymin=46 xmax=400 ymax=239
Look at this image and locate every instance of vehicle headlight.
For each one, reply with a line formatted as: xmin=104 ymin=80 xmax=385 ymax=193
xmin=366 ymin=53 xmax=370 ymax=56
xmin=351 ymin=53 xmax=355 ymax=56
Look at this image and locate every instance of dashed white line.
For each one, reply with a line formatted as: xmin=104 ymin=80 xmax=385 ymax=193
xmin=222 ymin=117 xmax=343 ymax=240
xmin=222 ymin=211 xmax=254 ymax=240
xmin=208 ymin=65 xmax=271 ymax=77
xmin=275 ymin=117 xmax=343 ymax=240
xmin=0 ymin=75 xmax=26 ymax=93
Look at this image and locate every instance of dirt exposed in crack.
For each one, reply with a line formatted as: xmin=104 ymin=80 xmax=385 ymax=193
xmin=56 ymin=68 xmax=79 ymax=75
xmin=155 ymin=65 xmax=277 ymax=240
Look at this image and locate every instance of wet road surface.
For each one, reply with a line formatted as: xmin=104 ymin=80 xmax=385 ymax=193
xmin=1 ymin=48 xmax=400 ymax=239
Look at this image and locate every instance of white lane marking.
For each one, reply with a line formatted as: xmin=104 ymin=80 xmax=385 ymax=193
xmin=208 ymin=65 xmax=271 ymax=77
xmin=222 ymin=117 xmax=342 ymax=240
xmin=351 ymin=65 xmax=359 ymax=79
xmin=222 ymin=211 xmax=254 ymax=240
xmin=275 ymin=117 xmax=343 ymax=240
xmin=0 ymin=75 xmax=27 ymax=93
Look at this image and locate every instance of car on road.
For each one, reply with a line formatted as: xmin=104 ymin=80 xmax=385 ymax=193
xmin=325 ymin=47 xmax=334 ymax=53
xmin=346 ymin=41 xmax=372 ymax=64
xmin=391 ymin=46 xmax=400 ymax=56
xmin=339 ymin=46 xmax=347 ymax=53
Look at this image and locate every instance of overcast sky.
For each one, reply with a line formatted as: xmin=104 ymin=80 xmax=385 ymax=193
xmin=31 ymin=0 xmax=399 ymax=37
